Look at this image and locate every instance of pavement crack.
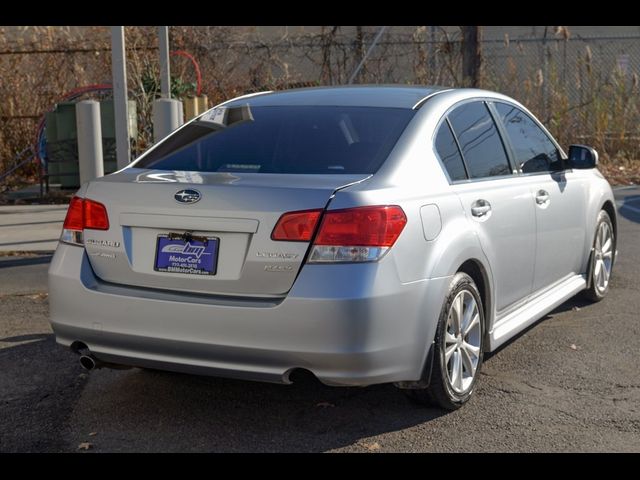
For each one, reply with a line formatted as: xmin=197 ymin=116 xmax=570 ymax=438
xmin=0 ymin=291 xmax=48 ymax=299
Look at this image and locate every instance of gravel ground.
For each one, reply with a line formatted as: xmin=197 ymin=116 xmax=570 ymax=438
xmin=1 ymin=187 xmax=639 ymax=453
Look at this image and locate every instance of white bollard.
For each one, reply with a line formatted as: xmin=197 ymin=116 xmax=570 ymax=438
xmin=176 ymin=100 xmax=184 ymax=127
xmin=76 ymin=100 xmax=104 ymax=184
xmin=153 ymin=98 xmax=184 ymax=142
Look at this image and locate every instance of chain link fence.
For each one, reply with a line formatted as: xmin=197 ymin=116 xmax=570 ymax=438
xmin=2 ymin=26 xmax=640 ymax=184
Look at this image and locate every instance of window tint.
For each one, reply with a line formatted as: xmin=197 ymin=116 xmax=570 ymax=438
xmin=435 ymin=121 xmax=467 ymax=181
xmin=495 ymin=102 xmax=561 ymax=174
xmin=448 ymin=101 xmax=511 ymax=179
xmin=134 ymin=106 xmax=415 ymax=175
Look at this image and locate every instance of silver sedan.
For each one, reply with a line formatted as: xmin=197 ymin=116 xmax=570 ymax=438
xmin=49 ymin=86 xmax=616 ymax=409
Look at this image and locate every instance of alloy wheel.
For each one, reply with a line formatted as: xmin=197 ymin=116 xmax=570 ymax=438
xmin=444 ymin=290 xmax=482 ymax=394
xmin=593 ymin=221 xmax=614 ymax=293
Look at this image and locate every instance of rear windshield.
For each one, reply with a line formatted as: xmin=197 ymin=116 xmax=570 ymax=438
xmin=134 ymin=105 xmax=415 ymax=174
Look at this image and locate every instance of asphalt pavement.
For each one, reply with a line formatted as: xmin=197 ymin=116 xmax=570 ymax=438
xmin=1 ymin=186 xmax=639 ymax=452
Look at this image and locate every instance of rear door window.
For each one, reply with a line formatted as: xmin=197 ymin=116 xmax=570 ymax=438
xmin=434 ymin=121 xmax=467 ymax=181
xmin=448 ymin=101 xmax=512 ymax=179
xmin=134 ymin=105 xmax=415 ymax=175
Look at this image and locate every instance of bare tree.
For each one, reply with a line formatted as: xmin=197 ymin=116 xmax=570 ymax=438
xmin=461 ymin=26 xmax=482 ymax=87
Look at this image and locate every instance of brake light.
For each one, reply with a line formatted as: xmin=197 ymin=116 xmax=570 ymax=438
xmin=271 ymin=209 xmax=322 ymax=242
xmin=63 ymin=196 xmax=84 ymax=231
xmin=84 ymin=198 xmax=110 ymax=230
xmin=309 ymin=205 xmax=407 ymax=263
xmin=60 ymin=196 xmax=110 ymax=246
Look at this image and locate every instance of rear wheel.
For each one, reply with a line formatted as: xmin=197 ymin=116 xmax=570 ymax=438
xmin=583 ymin=210 xmax=615 ymax=302
xmin=406 ymin=272 xmax=485 ymax=410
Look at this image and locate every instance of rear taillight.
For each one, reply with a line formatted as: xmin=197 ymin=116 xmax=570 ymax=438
xmin=63 ymin=196 xmax=84 ymax=231
xmin=271 ymin=209 xmax=323 ymax=242
xmin=271 ymin=205 xmax=406 ymax=263
xmin=60 ymin=196 xmax=109 ymax=246
xmin=84 ymin=198 xmax=109 ymax=230
xmin=308 ymin=205 xmax=406 ymax=263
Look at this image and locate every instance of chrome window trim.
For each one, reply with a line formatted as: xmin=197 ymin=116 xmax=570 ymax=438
xmin=412 ymin=88 xmax=455 ymax=110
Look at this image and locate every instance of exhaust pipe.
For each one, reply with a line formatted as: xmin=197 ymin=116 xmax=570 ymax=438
xmin=72 ymin=342 xmax=131 ymax=371
xmin=79 ymin=354 xmax=98 ymax=371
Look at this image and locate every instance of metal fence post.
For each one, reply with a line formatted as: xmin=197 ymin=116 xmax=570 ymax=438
xmin=541 ymin=26 xmax=549 ymax=121
xmin=429 ymin=25 xmax=436 ymax=82
xmin=347 ymin=26 xmax=388 ymax=84
xmin=158 ymin=26 xmax=171 ymax=99
xmin=76 ymin=100 xmax=104 ymax=184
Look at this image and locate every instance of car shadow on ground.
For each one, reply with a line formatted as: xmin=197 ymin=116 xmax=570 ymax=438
xmin=72 ymin=365 xmax=449 ymax=452
xmin=618 ymin=195 xmax=640 ymax=224
xmin=0 ymin=334 xmax=88 ymax=453
xmin=0 ymin=333 xmax=448 ymax=452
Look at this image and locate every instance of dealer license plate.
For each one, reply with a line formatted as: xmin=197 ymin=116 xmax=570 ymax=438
xmin=154 ymin=235 xmax=219 ymax=276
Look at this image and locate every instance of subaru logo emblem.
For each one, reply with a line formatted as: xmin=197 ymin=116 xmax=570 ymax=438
xmin=174 ymin=189 xmax=201 ymax=204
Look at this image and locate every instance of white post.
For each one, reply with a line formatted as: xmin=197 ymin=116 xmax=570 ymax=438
xmin=111 ymin=26 xmax=131 ymax=169
xmin=153 ymin=98 xmax=183 ymax=142
xmin=176 ymin=99 xmax=184 ymax=126
xmin=76 ymin=100 xmax=104 ymax=184
xmin=158 ymin=26 xmax=171 ymax=99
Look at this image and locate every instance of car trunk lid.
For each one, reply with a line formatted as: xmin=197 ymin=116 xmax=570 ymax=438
xmin=81 ymin=168 xmax=369 ymax=296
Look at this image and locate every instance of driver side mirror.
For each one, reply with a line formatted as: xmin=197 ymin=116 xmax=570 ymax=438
xmin=568 ymin=145 xmax=599 ymax=169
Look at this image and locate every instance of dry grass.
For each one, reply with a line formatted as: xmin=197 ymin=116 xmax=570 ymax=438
xmin=1 ymin=26 xmax=639 ymax=186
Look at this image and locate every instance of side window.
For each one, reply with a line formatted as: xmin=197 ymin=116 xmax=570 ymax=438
xmin=448 ymin=101 xmax=512 ymax=179
xmin=434 ymin=121 xmax=467 ymax=181
xmin=495 ymin=102 xmax=561 ymax=174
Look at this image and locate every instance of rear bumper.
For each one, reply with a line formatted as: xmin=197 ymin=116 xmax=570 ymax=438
xmin=48 ymin=245 xmax=450 ymax=386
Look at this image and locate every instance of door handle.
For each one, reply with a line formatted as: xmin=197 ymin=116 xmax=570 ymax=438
xmin=471 ymin=199 xmax=492 ymax=217
xmin=535 ymin=190 xmax=550 ymax=205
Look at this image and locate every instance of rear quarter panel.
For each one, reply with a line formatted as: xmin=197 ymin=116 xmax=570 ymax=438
xmin=332 ymin=92 xmax=497 ymax=332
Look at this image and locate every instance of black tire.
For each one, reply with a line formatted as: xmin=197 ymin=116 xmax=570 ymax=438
xmin=582 ymin=210 xmax=615 ymax=303
xmin=405 ymin=272 xmax=485 ymax=410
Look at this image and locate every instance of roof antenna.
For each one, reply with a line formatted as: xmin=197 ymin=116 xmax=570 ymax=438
xmin=347 ymin=26 xmax=389 ymax=85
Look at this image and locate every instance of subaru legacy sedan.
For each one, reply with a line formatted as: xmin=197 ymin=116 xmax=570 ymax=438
xmin=49 ymin=86 xmax=616 ymax=409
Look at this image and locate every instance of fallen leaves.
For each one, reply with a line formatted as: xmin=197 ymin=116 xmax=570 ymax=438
xmin=362 ymin=442 xmax=381 ymax=451
xmin=315 ymin=401 xmax=335 ymax=408
xmin=27 ymin=292 xmax=48 ymax=301
xmin=77 ymin=442 xmax=93 ymax=450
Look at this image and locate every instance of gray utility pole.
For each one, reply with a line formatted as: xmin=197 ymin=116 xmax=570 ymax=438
xmin=347 ymin=26 xmax=388 ymax=84
xmin=111 ymin=26 xmax=130 ymax=169
xmin=152 ymin=26 xmax=183 ymax=143
xmin=158 ymin=26 xmax=171 ymax=98
xmin=76 ymin=100 xmax=104 ymax=184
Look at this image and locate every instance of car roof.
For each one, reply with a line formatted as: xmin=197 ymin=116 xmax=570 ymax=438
xmin=223 ymin=85 xmax=449 ymax=109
